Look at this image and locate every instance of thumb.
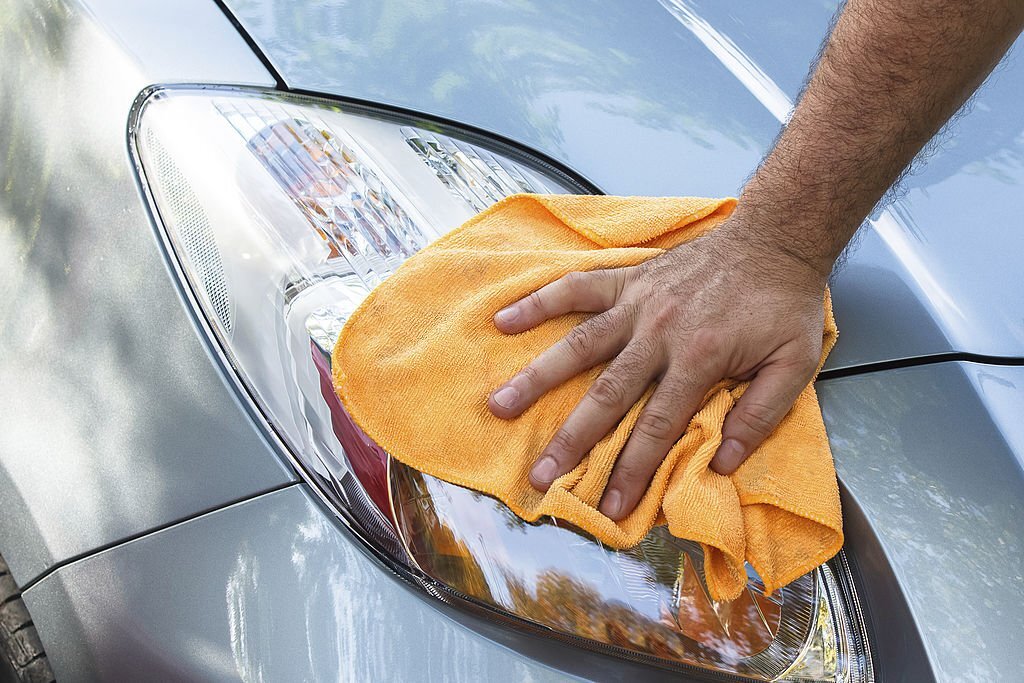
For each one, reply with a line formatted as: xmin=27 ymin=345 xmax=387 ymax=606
xmin=710 ymin=361 xmax=813 ymax=475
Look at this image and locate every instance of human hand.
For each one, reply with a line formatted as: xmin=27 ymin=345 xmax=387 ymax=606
xmin=486 ymin=221 xmax=830 ymax=521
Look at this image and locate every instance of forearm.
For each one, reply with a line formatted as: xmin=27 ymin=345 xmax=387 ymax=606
xmin=731 ymin=0 xmax=1024 ymax=276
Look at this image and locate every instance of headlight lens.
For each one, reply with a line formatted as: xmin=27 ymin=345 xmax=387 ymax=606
xmin=132 ymin=86 xmax=873 ymax=682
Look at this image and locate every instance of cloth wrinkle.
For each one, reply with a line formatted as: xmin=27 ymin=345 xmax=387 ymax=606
xmin=333 ymin=193 xmax=843 ymax=602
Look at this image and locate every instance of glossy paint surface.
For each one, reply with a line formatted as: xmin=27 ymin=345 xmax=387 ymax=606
xmin=2 ymin=0 xmax=1022 ymax=681
xmin=819 ymin=362 xmax=1024 ymax=681
xmin=24 ymin=362 xmax=1023 ymax=682
xmin=224 ymin=0 xmax=1024 ymax=369
xmin=0 ymin=0 xmax=293 ymax=584
xmin=21 ymin=485 xmax=580 ymax=682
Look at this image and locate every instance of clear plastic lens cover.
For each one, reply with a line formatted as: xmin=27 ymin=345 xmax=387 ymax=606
xmin=131 ymin=86 xmax=872 ymax=682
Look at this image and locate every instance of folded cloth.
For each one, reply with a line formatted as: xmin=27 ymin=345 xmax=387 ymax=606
xmin=333 ymin=194 xmax=842 ymax=602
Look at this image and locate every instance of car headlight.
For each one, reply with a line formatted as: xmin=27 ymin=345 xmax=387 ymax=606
xmin=131 ymin=85 xmax=873 ymax=682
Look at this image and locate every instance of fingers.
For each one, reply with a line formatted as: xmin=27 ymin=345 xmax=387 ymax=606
xmin=529 ymin=340 xmax=661 ymax=491
xmin=598 ymin=370 xmax=709 ymax=520
xmin=710 ymin=356 xmax=816 ymax=475
xmin=488 ymin=306 xmax=633 ymax=419
xmin=494 ymin=269 xmax=623 ymax=334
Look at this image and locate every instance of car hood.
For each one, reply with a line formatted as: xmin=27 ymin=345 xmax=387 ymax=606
xmin=222 ymin=0 xmax=1024 ymax=371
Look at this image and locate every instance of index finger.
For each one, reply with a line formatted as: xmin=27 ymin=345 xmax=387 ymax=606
xmin=494 ymin=269 xmax=622 ymax=333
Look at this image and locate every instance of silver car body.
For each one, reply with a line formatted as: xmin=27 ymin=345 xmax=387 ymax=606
xmin=1 ymin=0 xmax=1022 ymax=680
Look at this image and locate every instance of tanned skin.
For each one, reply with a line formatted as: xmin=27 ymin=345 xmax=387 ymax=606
xmin=487 ymin=0 xmax=1024 ymax=521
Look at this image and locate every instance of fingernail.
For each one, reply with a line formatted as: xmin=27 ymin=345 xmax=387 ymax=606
xmin=601 ymin=488 xmax=622 ymax=518
xmin=491 ymin=386 xmax=520 ymax=409
xmin=495 ymin=305 xmax=519 ymax=325
xmin=714 ymin=438 xmax=746 ymax=473
xmin=531 ymin=455 xmax=559 ymax=483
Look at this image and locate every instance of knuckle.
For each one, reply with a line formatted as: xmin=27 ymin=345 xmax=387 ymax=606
xmin=649 ymin=303 xmax=680 ymax=331
xmin=605 ymin=303 xmax=634 ymax=329
xmin=589 ymin=373 xmax=629 ymax=409
xmin=687 ymin=328 xmax=723 ymax=361
xmin=587 ymin=309 xmax=621 ymax=338
xmin=517 ymin=363 xmax=543 ymax=388
xmin=524 ymin=291 xmax=547 ymax=315
xmin=634 ymin=409 xmax=677 ymax=442
xmin=622 ymin=335 xmax=658 ymax=369
xmin=612 ymin=459 xmax=654 ymax=490
xmin=548 ymin=428 xmax=579 ymax=456
xmin=591 ymin=268 xmax=625 ymax=293
xmin=732 ymin=403 xmax=777 ymax=438
xmin=562 ymin=270 xmax=589 ymax=289
xmin=563 ymin=324 xmax=596 ymax=359
xmin=614 ymin=268 xmax=638 ymax=299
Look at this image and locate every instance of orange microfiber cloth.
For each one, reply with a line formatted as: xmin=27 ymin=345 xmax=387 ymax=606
xmin=333 ymin=194 xmax=842 ymax=602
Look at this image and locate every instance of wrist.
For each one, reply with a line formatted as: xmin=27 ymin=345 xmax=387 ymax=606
xmin=727 ymin=137 xmax=865 ymax=280
xmin=724 ymin=167 xmax=859 ymax=280
xmin=719 ymin=209 xmax=836 ymax=281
